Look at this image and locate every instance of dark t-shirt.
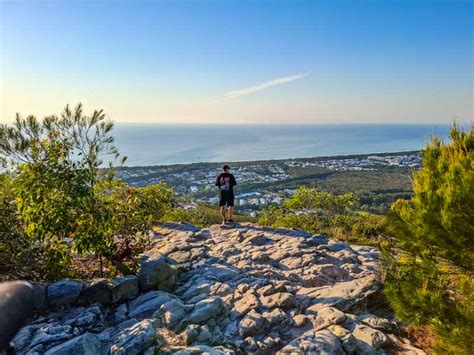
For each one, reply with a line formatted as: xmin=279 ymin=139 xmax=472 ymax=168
xmin=215 ymin=172 xmax=237 ymax=197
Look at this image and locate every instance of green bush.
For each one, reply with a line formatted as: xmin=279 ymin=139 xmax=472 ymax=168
xmin=0 ymin=104 xmax=175 ymax=280
xmin=258 ymin=187 xmax=384 ymax=244
xmin=383 ymin=124 xmax=474 ymax=353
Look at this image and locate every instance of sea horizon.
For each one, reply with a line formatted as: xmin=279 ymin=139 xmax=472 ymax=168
xmin=112 ymin=123 xmax=452 ymax=167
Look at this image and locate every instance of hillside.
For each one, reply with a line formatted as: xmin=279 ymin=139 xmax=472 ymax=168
xmin=9 ymin=223 xmax=425 ymax=354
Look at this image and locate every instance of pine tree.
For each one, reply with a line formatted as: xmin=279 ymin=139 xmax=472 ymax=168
xmin=383 ymin=124 xmax=474 ymax=353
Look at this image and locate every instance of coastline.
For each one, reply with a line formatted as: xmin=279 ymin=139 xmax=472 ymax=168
xmin=117 ymin=149 xmax=421 ymax=169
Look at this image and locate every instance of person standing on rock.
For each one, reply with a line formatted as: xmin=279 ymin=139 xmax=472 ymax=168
xmin=215 ymin=164 xmax=237 ymax=224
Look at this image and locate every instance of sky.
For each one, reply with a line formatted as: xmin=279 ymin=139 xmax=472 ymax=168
xmin=0 ymin=0 xmax=472 ymax=124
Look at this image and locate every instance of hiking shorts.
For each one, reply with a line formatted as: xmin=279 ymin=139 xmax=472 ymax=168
xmin=219 ymin=194 xmax=234 ymax=207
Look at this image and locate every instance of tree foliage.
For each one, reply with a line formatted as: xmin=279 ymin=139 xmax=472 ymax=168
xmin=383 ymin=124 xmax=474 ymax=353
xmin=258 ymin=186 xmax=384 ymax=244
xmin=0 ymin=104 xmax=173 ymax=280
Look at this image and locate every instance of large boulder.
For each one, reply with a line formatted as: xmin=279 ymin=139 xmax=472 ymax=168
xmin=47 ymin=279 xmax=84 ymax=307
xmin=137 ymin=253 xmax=178 ymax=291
xmin=44 ymin=333 xmax=101 ymax=355
xmin=0 ymin=281 xmax=35 ymax=351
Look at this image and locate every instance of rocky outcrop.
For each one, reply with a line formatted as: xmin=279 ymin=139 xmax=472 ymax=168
xmin=9 ymin=222 xmax=425 ymax=354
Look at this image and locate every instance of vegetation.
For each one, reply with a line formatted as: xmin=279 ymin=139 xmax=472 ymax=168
xmin=383 ymin=124 xmax=474 ymax=353
xmin=0 ymin=104 xmax=174 ymax=280
xmin=258 ymin=186 xmax=385 ymax=245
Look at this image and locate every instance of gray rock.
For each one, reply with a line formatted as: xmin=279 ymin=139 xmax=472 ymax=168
xmin=111 ymin=276 xmax=139 ymax=303
xmin=260 ymin=292 xmax=296 ymax=309
xmin=352 ymin=324 xmax=391 ymax=349
xmin=310 ymin=306 xmax=346 ymax=325
xmin=128 ymin=291 xmax=174 ymax=320
xmin=182 ymin=324 xmax=200 ymax=345
xmin=137 ymin=252 xmax=177 ymax=291
xmin=65 ymin=305 xmax=103 ymax=329
xmin=30 ymin=282 xmax=49 ymax=311
xmin=110 ymin=319 xmax=161 ymax=355
xmin=187 ymin=297 xmax=225 ymax=324
xmin=0 ymin=281 xmax=35 ymax=350
xmin=357 ymin=312 xmax=397 ymax=332
xmin=297 ymin=275 xmax=378 ymax=311
xmin=204 ymin=265 xmax=239 ymax=282
xmin=115 ymin=303 xmax=129 ymax=323
xmin=277 ymin=329 xmax=345 ymax=354
xmin=78 ymin=278 xmax=113 ymax=305
xmin=239 ymin=309 xmax=265 ymax=337
xmin=45 ymin=333 xmax=101 ymax=355
xmin=47 ymin=279 xmax=84 ymax=307
xmin=153 ymin=299 xmax=188 ymax=330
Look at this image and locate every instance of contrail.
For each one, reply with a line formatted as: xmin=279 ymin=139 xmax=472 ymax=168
xmin=206 ymin=73 xmax=308 ymax=102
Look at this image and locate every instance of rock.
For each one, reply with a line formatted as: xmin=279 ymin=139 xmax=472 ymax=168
xmin=277 ymin=329 xmax=345 ymax=354
xmin=258 ymin=284 xmax=275 ymax=296
xmin=110 ymin=319 xmax=161 ymax=354
xmin=262 ymin=308 xmax=290 ymax=326
xmin=47 ymin=279 xmax=84 ymax=307
xmin=204 ymin=265 xmax=239 ymax=282
xmin=293 ymin=314 xmax=309 ymax=327
xmin=357 ymin=312 xmax=397 ymax=332
xmin=153 ymin=299 xmax=188 ymax=330
xmin=0 ymin=281 xmax=35 ymax=350
xmin=173 ymin=345 xmax=231 ymax=355
xmin=44 ymin=333 xmax=101 ymax=355
xmin=78 ymin=278 xmax=113 ymax=305
xmin=233 ymin=292 xmax=259 ymax=315
xmin=65 ymin=305 xmax=103 ymax=330
xmin=29 ymin=330 xmax=74 ymax=351
xmin=352 ymin=323 xmax=391 ymax=350
xmin=297 ymin=275 xmax=378 ymax=311
xmin=239 ymin=309 xmax=265 ymax=337
xmin=261 ymin=292 xmax=296 ymax=309
xmin=311 ymin=306 xmax=346 ymax=325
xmin=137 ymin=252 xmax=177 ymax=291
xmin=30 ymin=282 xmax=49 ymax=311
xmin=111 ymin=276 xmax=139 ymax=303
xmin=187 ymin=297 xmax=225 ymax=324
xmin=197 ymin=325 xmax=212 ymax=343
xmin=8 ymin=223 xmax=422 ymax=355
xmin=182 ymin=324 xmax=200 ymax=345
xmin=115 ymin=303 xmax=129 ymax=323
xmin=128 ymin=291 xmax=174 ymax=319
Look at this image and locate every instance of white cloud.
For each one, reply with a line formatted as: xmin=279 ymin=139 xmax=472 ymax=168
xmin=206 ymin=73 xmax=308 ymax=102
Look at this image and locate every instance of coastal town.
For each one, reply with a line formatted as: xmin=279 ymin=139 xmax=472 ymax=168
xmin=117 ymin=151 xmax=420 ymax=215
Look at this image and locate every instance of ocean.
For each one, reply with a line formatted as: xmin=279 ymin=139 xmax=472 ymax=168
xmin=113 ymin=124 xmax=451 ymax=166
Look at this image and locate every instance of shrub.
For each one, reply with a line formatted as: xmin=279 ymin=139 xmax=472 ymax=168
xmin=383 ymin=124 xmax=474 ymax=353
xmin=0 ymin=104 xmax=174 ymax=280
xmin=258 ymin=187 xmax=384 ymax=244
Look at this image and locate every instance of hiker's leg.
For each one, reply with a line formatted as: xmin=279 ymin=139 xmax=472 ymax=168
xmin=220 ymin=206 xmax=226 ymax=220
xmin=228 ymin=206 xmax=234 ymax=220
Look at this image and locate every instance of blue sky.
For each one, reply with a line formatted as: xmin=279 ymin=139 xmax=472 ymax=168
xmin=1 ymin=0 xmax=472 ymax=124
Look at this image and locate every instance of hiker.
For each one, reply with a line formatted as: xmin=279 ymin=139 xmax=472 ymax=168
xmin=215 ymin=164 xmax=237 ymax=224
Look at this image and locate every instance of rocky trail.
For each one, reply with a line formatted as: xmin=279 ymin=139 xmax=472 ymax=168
xmin=10 ymin=223 xmax=425 ymax=354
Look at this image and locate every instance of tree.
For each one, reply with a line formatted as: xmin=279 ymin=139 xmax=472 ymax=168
xmin=383 ymin=124 xmax=474 ymax=353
